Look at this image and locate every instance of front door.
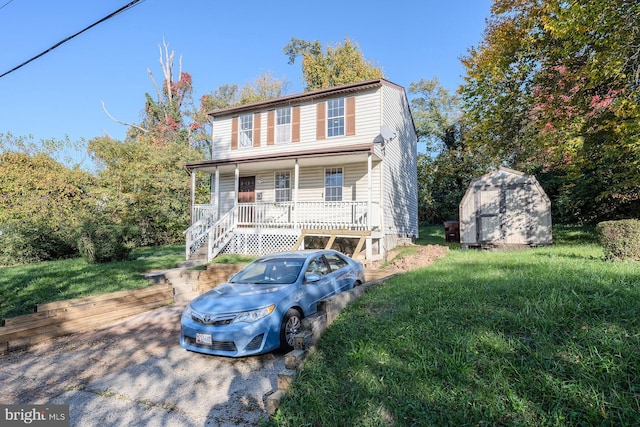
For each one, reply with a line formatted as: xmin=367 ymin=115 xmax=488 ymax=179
xmin=238 ymin=176 xmax=255 ymax=224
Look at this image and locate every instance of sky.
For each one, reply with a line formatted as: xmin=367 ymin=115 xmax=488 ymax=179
xmin=0 ymin=0 xmax=492 ymax=161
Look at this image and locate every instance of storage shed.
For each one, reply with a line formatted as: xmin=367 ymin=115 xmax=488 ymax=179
xmin=459 ymin=167 xmax=552 ymax=249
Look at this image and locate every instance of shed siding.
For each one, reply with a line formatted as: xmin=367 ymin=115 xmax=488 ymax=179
xmin=459 ymin=168 xmax=552 ymax=248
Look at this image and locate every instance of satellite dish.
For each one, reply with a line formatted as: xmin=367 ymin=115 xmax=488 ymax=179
xmin=380 ymin=125 xmax=396 ymax=141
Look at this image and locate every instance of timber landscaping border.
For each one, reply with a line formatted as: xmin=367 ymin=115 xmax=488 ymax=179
xmin=0 ymin=283 xmax=173 ymax=354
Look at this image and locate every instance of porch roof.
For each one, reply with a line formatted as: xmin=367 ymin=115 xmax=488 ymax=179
xmin=184 ymin=143 xmax=381 ymax=175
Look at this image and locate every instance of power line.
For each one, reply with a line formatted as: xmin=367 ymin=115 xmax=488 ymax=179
xmin=0 ymin=0 xmax=16 ymax=11
xmin=0 ymin=0 xmax=145 ymax=79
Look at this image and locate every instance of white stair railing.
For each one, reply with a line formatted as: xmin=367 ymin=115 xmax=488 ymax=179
xmin=185 ymin=209 xmax=235 ymax=262
xmin=206 ymin=209 xmax=236 ymax=261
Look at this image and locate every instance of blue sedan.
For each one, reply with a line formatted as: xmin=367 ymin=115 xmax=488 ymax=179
xmin=180 ymin=249 xmax=365 ymax=357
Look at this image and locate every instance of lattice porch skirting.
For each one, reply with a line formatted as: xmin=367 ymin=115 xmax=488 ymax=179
xmin=219 ymin=228 xmax=302 ymax=256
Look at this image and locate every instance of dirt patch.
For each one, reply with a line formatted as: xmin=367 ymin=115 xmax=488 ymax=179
xmin=369 ymin=244 xmax=449 ymax=274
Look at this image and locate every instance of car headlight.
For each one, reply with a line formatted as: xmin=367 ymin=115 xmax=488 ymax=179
xmin=183 ymin=305 xmax=192 ymax=319
xmin=233 ymin=304 xmax=275 ymax=323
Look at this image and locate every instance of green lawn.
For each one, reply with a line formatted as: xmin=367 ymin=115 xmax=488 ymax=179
xmin=0 ymin=246 xmax=185 ymax=320
xmin=270 ymin=226 xmax=640 ymax=426
xmin=0 ymin=247 xmax=257 ymax=321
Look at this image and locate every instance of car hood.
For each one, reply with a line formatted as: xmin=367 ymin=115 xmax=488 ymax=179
xmin=189 ymin=282 xmax=292 ymax=313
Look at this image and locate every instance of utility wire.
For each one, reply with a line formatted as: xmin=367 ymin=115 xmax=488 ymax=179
xmin=0 ymin=0 xmax=144 ymax=79
xmin=0 ymin=0 xmax=16 ymax=11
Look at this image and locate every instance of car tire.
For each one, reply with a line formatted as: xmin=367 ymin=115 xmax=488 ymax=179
xmin=280 ymin=308 xmax=302 ymax=351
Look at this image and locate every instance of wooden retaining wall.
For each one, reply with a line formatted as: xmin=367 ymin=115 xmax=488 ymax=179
xmin=0 ymin=283 xmax=173 ymax=354
xmin=198 ymin=264 xmax=246 ymax=292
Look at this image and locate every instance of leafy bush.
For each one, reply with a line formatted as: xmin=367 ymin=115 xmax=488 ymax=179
xmin=596 ymin=219 xmax=640 ymax=261
xmin=78 ymin=224 xmax=139 ymax=263
xmin=0 ymin=220 xmax=78 ymax=266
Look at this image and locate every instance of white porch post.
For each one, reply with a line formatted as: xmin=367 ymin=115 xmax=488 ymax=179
xmin=214 ymin=166 xmax=220 ymax=218
xmin=294 ymin=159 xmax=299 ymax=229
xmin=190 ymin=168 xmax=196 ymax=224
xmin=234 ymin=164 xmax=239 ymax=224
xmin=366 ymin=153 xmax=373 ymax=260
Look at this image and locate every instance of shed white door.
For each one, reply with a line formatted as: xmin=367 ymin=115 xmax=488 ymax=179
xmin=477 ymin=185 xmax=529 ymax=245
xmin=477 ymin=189 xmax=500 ymax=243
xmin=504 ymin=185 xmax=528 ymax=244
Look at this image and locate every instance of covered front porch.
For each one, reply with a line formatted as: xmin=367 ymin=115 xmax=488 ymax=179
xmin=184 ymin=145 xmax=385 ymax=263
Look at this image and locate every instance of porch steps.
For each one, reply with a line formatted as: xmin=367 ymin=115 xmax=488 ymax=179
xmin=144 ymin=268 xmax=201 ymax=304
xmin=180 ymin=239 xmax=208 ymax=268
xmin=165 ymin=268 xmax=201 ymax=304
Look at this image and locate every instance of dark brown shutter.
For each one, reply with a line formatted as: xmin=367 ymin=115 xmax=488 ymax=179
xmin=253 ymin=113 xmax=261 ymax=147
xmin=346 ymin=97 xmax=355 ymax=136
xmin=316 ymin=102 xmax=326 ymax=140
xmin=292 ymin=106 xmax=300 ymax=142
xmin=267 ymin=110 xmax=275 ymax=145
xmin=231 ymin=117 xmax=238 ymax=150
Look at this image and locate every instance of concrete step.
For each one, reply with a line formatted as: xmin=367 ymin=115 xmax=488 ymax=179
xmin=143 ymin=268 xmax=203 ymax=304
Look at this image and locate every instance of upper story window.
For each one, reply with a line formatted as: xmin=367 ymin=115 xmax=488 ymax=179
xmin=275 ymin=171 xmax=291 ymax=202
xmin=325 ymin=167 xmax=343 ymax=201
xmin=239 ymin=114 xmax=253 ymax=148
xmin=276 ymin=107 xmax=291 ymax=144
xmin=327 ymin=98 xmax=345 ymax=137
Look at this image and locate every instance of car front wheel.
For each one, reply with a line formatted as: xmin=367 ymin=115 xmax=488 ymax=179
xmin=280 ymin=308 xmax=302 ymax=351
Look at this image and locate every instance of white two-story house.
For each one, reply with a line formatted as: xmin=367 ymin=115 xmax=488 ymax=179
xmin=183 ymin=78 xmax=418 ymax=263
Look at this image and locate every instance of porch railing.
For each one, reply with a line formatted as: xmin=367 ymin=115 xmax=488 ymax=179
xmin=185 ymin=209 xmax=218 ymax=259
xmin=236 ymin=201 xmax=378 ymax=230
xmin=187 ymin=201 xmax=380 ymax=260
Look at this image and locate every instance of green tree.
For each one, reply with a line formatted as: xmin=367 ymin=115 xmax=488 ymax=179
xmin=409 ymin=78 xmax=483 ymax=223
xmin=197 ymin=72 xmax=290 ymax=117
xmin=88 ymin=136 xmax=202 ymax=246
xmin=461 ymin=0 xmax=640 ymax=223
xmin=0 ymin=150 xmax=94 ymax=264
xmin=284 ymin=37 xmax=384 ymax=91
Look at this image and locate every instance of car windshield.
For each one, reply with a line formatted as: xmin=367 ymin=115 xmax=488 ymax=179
xmin=230 ymin=258 xmax=304 ymax=284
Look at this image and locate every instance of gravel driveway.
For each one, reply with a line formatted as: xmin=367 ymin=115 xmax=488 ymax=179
xmin=0 ymin=303 xmax=285 ymax=426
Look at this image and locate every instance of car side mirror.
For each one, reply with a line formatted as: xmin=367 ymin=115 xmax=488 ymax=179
xmin=304 ymin=273 xmax=321 ymax=284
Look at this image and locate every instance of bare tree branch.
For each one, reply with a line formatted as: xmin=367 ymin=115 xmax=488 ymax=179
xmin=147 ymin=68 xmax=162 ymax=102
xmin=101 ymin=100 xmax=149 ymax=133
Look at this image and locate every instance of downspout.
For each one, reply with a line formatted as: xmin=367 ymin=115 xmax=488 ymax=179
xmin=366 ymin=152 xmax=373 ymax=261
xmin=214 ymin=166 xmax=220 ymax=219
xmin=234 ymin=164 xmax=239 ymax=225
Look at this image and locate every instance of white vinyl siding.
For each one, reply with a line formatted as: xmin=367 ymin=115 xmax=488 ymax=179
xmin=214 ymin=163 xmax=377 ymax=206
xmin=210 ymin=89 xmax=381 ymax=158
xmin=380 ymin=84 xmax=418 ymax=238
xmin=218 ymin=174 xmax=236 ymax=213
